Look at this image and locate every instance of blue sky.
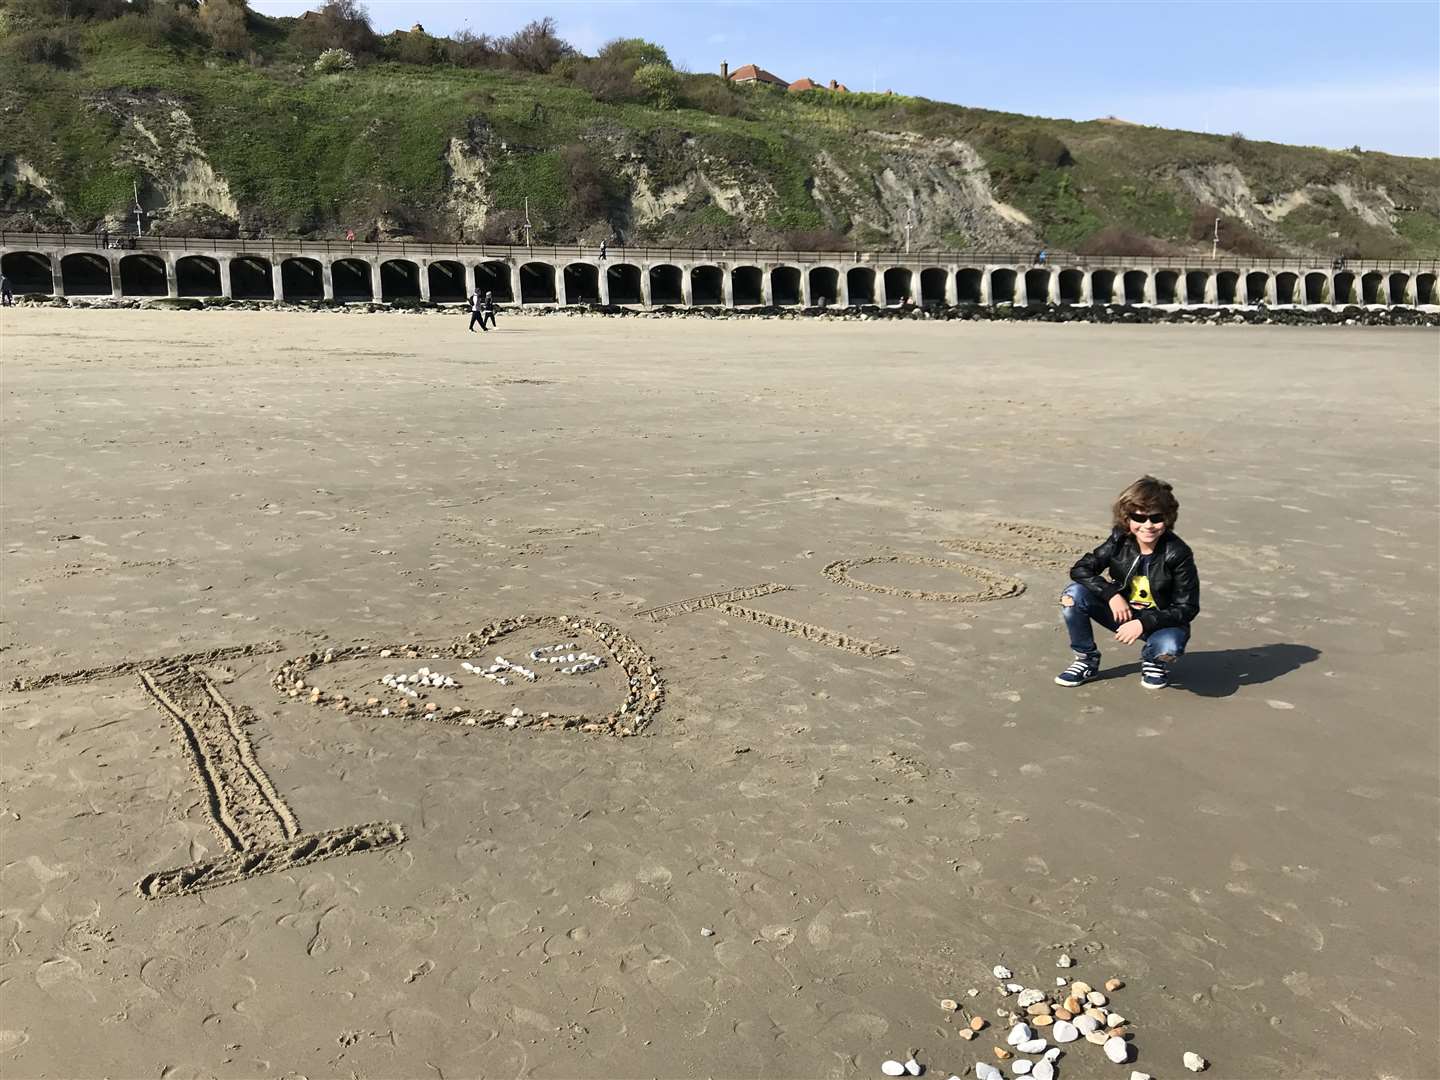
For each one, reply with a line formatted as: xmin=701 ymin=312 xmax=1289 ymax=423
xmin=253 ymin=0 xmax=1440 ymax=156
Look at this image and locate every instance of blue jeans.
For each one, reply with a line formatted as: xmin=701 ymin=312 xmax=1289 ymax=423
xmin=1060 ymin=582 xmax=1189 ymax=662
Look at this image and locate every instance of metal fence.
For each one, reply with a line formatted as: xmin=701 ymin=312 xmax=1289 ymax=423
xmin=2 ymin=230 xmax=1437 ymax=273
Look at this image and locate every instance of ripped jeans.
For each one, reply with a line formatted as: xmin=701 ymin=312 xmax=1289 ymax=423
xmin=1060 ymin=582 xmax=1189 ymax=662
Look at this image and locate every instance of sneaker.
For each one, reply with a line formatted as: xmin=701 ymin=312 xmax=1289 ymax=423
xmin=1140 ymin=660 xmax=1169 ymax=690
xmin=1055 ymin=654 xmax=1100 ymax=687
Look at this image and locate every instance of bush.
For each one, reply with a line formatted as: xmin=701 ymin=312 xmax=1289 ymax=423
xmin=198 ymin=0 xmax=248 ymax=57
xmin=312 ymin=47 xmax=354 ymax=72
xmin=596 ymin=37 xmax=669 ymax=70
xmin=634 ymin=62 xmax=680 ymax=109
xmin=560 ymin=143 xmax=619 ymax=222
xmin=678 ymin=74 xmax=747 ymax=117
xmin=781 ymin=227 xmax=849 ymax=251
xmin=498 ymin=16 xmax=572 ymax=73
xmin=1077 ymin=227 xmax=1175 ymax=258
xmin=389 ymin=27 xmax=442 ymax=65
xmin=478 ymin=208 xmax=525 ymax=244
xmin=6 ymin=27 xmax=77 ymax=66
xmin=445 ymin=28 xmax=498 ymax=68
xmin=570 ymin=57 xmax=642 ymax=103
xmin=292 ymin=0 xmax=375 ymax=58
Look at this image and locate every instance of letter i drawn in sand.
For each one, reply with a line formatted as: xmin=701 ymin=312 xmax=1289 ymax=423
xmin=135 ymin=662 xmax=404 ymax=900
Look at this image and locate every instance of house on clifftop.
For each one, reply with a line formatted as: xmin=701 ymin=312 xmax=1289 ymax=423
xmin=722 ymin=62 xmax=788 ymax=87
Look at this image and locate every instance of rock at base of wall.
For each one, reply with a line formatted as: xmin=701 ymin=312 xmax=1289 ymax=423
xmin=144 ymin=296 xmax=204 ymax=310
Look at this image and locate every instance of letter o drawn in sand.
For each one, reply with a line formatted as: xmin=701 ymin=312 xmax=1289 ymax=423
xmin=822 ymin=555 xmax=1025 ymax=603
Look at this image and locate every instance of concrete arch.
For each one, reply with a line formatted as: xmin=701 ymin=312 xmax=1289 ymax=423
xmin=732 ymin=265 xmax=763 ymax=306
xmin=847 ymin=267 xmax=876 ymax=304
xmin=1 ymin=250 xmax=53 ymax=294
xmin=519 ymin=262 xmax=556 ymax=304
xmin=691 ymin=265 xmax=723 ymax=305
xmin=1388 ymin=272 xmax=1410 ymax=305
xmin=650 ymin=264 xmax=683 ymax=305
xmin=475 ymin=260 xmax=513 ymax=302
xmin=1245 ymin=271 xmax=1269 ymax=304
xmin=1058 ymin=268 xmax=1084 ymax=304
xmin=956 ymin=268 xmax=983 ymax=304
xmin=1416 ymin=273 xmax=1437 ymax=306
xmin=1275 ymin=272 xmax=1298 ymax=305
xmin=1091 ymin=269 xmax=1116 ymax=304
xmin=119 ymin=253 xmax=168 ymax=296
xmin=230 ymin=255 xmax=273 ymax=300
xmin=1304 ymin=272 xmax=1328 ymax=305
xmin=281 ymin=257 xmax=324 ymax=300
xmin=427 ymin=260 xmax=467 ymax=303
xmin=607 ymin=263 xmax=641 ymax=305
xmin=1024 ymin=268 xmax=1050 ymax=305
xmin=380 ymin=259 xmax=421 ymax=301
xmin=1185 ymin=270 xmax=1209 ymax=305
xmin=61 ymin=252 xmax=111 ymax=295
xmin=919 ymin=267 xmax=947 ymax=305
xmin=1360 ymin=272 xmax=1383 ymax=304
xmin=808 ymin=266 xmax=839 ymax=306
xmin=771 ymin=265 xmax=801 ymax=306
xmin=332 ymin=258 xmax=373 ymax=301
xmin=175 ymin=254 xmax=222 ymax=297
xmin=990 ymin=268 xmax=1017 ymax=304
xmin=883 ymin=267 xmax=912 ymax=305
xmin=1333 ymin=271 xmax=1356 ymax=305
xmin=1154 ymin=270 xmax=1179 ymax=305
xmin=1216 ymin=270 xmax=1239 ymax=304
xmin=563 ymin=262 xmax=599 ymax=304
xmin=1123 ymin=270 xmax=1147 ymax=304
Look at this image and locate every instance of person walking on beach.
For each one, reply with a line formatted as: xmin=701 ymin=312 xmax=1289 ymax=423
xmin=468 ymin=285 xmax=488 ymax=332
xmin=1054 ymin=475 xmax=1199 ymax=691
xmin=480 ymin=290 xmax=497 ymax=330
xmin=0 ymin=272 xmax=12 ymax=306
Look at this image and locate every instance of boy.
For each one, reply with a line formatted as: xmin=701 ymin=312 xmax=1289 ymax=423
xmin=1055 ymin=476 xmax=1199 ymax=690
xmin=468 ymin=286 xmax=488 ymax=332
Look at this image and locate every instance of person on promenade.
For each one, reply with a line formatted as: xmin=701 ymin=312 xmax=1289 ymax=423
xmin=0 ymin=272 xmax=12 ymax=306
xmin=1055 ymin=476 xmax=1200 ymax=690
xmin=599 ymin=239 xmax=608 ymax=261
xmin=468 ymin=285 xmax=488 ymax=332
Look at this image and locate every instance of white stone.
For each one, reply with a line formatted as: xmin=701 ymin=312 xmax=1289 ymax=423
xmin=1006 ymin=1022 xmax=1032 ymax=1046
xmin=1051 ymin=1021 xmax=1078 ymax=1043
xmin=1106 ymin=1014 xmax=1125 ymax=1028
xmin=1016 ymin=989 xmax=1046 ymax=1009
xmin=1012 ymin=1063 xmax=1030 ymax=1076
xmin=904 ymin=1059 xmax=922 ymax=1077
xmin=1074 ymin=1015 xmax=1099 ymax=1035
xmin=1043 ymin=1048 xmax=1061 ymax=1062
xmin=1104 ymin=1037 xmax=1130 ymax=1064
xmin=976 ymin=1065 xmax=1003 ymax=1080
xmin=1055 ymin=977 xmax=1067 ymax=987
xmin=1005 ymin=983 xmax=1024 ymax=994
xmin=1183 ymin=1052 xmax=1208 ymax=1073
xmin=1017 ymin=1038 xmax=1047 ymax=1054
xmin=1130 ymin=1073 xmax=1152 ymax=1080
xmin=1056 ymin=953 xmax=1073 ymax=968
xmin=993 ymin=965 xmax=1013 ymax=980
xmin=1087 ymin=991 xmax=1108 ymax=1007
xmin=967 ymin=988 xmax=980 ymax=997
xmin=1030 ymin=1062 xmax=1054 ymax=1080
xmin=881 ymin=1062 xmax=905 ymax=1077
xmin=700 ymin=927 xmax=714 ymax=937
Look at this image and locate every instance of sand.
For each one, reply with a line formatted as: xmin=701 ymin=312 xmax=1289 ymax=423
xmin=1 ymin=309 xmax=1436 ymax=1079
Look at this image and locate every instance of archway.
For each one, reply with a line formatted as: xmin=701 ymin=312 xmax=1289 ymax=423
xmin=847 ymin=267 xmax=876 ymax=304
xmin=1091 ymin=269 xmax=1115 ymax=304
xmin=60 ymin=252 xmax=111 ymax=295
xmin=281 ymin=257 xmax=324 ymax=301
xmin=1058 ymin=268 xmax=1084 ymax=304
xmin=119 ymin=254 xmax=168 ymax=296
xmin=1332 ymin=271 xmax=1356 ymax=305
xmin=1304 ymin=272 xmax=1328 ymax=305
xmin=771 ymin=265 xmax=801 ymax=306
xmin=1123 ymin=270 xmax=1147 ymax=304
xmin=427 ymin=260 xmax=466 ymax=303
xmin=649 ymin=264 xmax=683 ymax=305
xmin=519 ymin=262 xmax=556 ymax=304
xmin=808 ymin=266 xmax=839 ymax=306
xmin=380 ymin=259 xmax=421 ymax=301
xmin=732 ymin=265 xmax=763 ymax=306
xmin=1024 ymin=268 xmax=1050 ymax=305
xmin=1416 ymin=273 xmax=1437 ymax=306
xmin=990 ymin=268 xmax=1017 ymax=304
xmin=0 ymin=251 xmax=52 ymax=294
xmin=175 ymin=255 xmax=221 ymax=297
xmin=1216 ymin=271 xmax=1239 ymax=305
xmin=1154 ymin=270 xmax=1178 ymax=305
xmin=919 ymin=267 xmax=947 ymax=305
xmin=332 ymin=258 xmax=373 ymax=301
xmin=1275 ymin=272 xmax=1298 ymax=305
xmin=1245 ymin=271 xmax=1269 ymax=304
xmin=956 ymin=268 xmax=983 ymax=304
xmin=563 ymin=262 xmax=599 ymax=304
xmin=883 ymin=267 xmax=912 ymax=305
xmin=607 ymin=263 xmax=641 ymax=304
xmin=691 ymin=265 xmax=723 ymax=305
xmin=1185 ymin=270 xmax=1209 ymax=304
xmin=475 ymin=261 xmax=513 ymax=302
xmin=1388 ymin=273 xmax=1410 ymax=305
xmin=230 ymin=255 xmax=273 ymax=300
xmin=1360 ymin=272 xmax=1382 ymax=305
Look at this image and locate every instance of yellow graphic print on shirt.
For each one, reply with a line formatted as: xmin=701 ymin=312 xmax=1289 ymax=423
xmin=1126 ymin=574 xmax=1156 ymax=609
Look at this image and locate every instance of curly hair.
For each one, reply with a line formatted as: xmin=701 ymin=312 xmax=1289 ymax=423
xmin=1112 ymin=475 xmax=1179 ymax=531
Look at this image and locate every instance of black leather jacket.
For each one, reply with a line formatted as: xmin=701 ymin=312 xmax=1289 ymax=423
xmin=1070 ymin=528 xmax=1200 ymax=632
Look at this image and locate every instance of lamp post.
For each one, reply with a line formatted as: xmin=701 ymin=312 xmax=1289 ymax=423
xmin=905 ymin=208 xmax=913 ymax=255
xmin=1212 ymin=216 xmax=1220 ymax=259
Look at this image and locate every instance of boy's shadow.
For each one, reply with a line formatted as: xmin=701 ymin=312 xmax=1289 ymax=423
xmin=1098 ymin=643 xmax=1321 ymax=697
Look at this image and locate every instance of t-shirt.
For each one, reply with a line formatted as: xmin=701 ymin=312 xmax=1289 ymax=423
xmin=1126 ymin=554 xmax=1156 ymax=609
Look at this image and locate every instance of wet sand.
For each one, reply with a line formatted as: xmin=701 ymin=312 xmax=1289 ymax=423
xmin=1 ymin=309 xmax=1437 ymax=1079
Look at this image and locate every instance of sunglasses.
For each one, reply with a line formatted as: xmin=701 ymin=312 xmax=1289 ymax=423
xmin=1128 ymin=512 xmax=1166 ymax=525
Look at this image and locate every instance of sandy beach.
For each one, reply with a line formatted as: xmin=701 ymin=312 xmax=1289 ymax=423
xmin=1 ymin=309 xmax=1436 ymax=1079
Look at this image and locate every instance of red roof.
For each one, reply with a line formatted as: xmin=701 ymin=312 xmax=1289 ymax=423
xmin=788 ymin=77 xmax=820 ymax=92
xmin=729 ymin=63 xmax=787 ymax=86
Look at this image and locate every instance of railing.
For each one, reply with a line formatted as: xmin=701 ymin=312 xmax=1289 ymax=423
xmin=2 ymin=230 xmax=1437 ymax=273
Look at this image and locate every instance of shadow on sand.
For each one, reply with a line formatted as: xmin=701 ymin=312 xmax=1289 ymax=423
xmin=1097 ymin=643 xmax=1321 ymax=697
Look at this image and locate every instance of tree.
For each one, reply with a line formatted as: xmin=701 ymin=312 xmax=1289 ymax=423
xmin=293 ymin=0 xmax=375 ymax=57
xmin=198 ymin=0 xmax=248 ymax=56
xmin=634 ymin=62 xmax=680 ymax=109
xmin=498 ymin=16 xmax=572 ymax=73
xmin=597 ymin=37 xmax=670 ymax=70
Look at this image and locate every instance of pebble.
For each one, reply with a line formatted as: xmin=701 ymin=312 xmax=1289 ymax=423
xmin=1105 ymin=978 xmax=1124 ymax=992
xmin=976 ymin=1065 xmax=1003 ymax=1080
xmin=1005 ymin=983 xmax=1024 ymax=994
xmin=1006 ymin=1023 xmax=1031 ymax=1047
xmin=1051 ymin=1021 xmax=1078 ymax=1043
xmin=1054 ymin=977 xmax=1068 ymax=987
xmin=1106 ymin=1014 xmax=1125 ymax=1028
xmin=969 ymin=1017 xmax=988 ymax=1032
xmin=1084 ymin=1007 xmax=1108 ymax=1024
xmin=1085 ymin=1031 xmax=1109 ymax=1046
xmin=905 ymin=1058 xmax=922 ymax=1076
xmin=1184 ymin=1052 xmax=1208 ymax=1073
xmin=1016 ymin=989 xmax=1047 ymax=1009
xmin=993 ymin=1048 xmax=1012 ymax=1061
xmin=941 ymin=998 xmax=959 ymax=1012
xmin=1062 ymin=996 xmax=1082 ymax=1014
xmin=1017 ymin=1038 xmax=1047 ymax=1054
xmin=1012 ymin=1062 xmax=1031 ymax=1076
xmin=1056 ymin=953 xmax=1073 ymax=968
xmin=959 ymin=1029 xmax=976 ymax=1041
xmin=1069 ymin=981 xmax=1092 ymax=998
xmin=1043 ymin=1048 xmax=1061 ymax=1063
xmin=1051 ymin=1008 xmax=1071 ymax=1022
xmin=700 ymin=927 xmax=715 ymax=937
xmin=1130 ymin=1074 xmax=1152 ymax=1080
xmin=1074 ymin=1015 xmax=1100 ymax=1035
xmin=1104 ymin=1037 xmax=1130 ymax=1064
xmin=1087 ymin=991 xmax=1108 ymax=1007
xmin=882 ymin=1061 xmax=906 ymax=1077
xmin=1031 ymin=1015 xmax=1053 ymax=1027
xmin=968 ymin=989 xmax=980 ymax=997
xmin=993 ymin=966 xmax=1013 ymax=980
xmin=1025 ymin=1004 xmax=1051 ymax=1017
xmin=1031 ymin=1062 xmax=1054 ymax=1080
